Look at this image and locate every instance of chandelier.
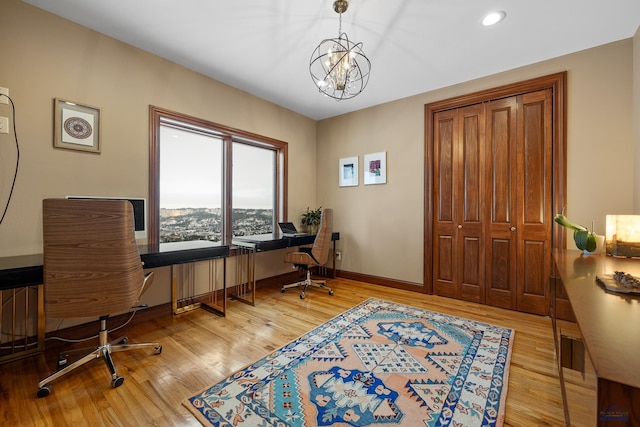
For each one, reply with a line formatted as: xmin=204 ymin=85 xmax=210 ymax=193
xmin=309 ymin=0 xmax=371 ymax=100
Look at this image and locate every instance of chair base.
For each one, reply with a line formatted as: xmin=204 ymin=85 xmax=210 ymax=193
xmin=281 ymin=268 xmax=334 ymax=299
xmin=37 ymin=318 xmax=161 ymax=397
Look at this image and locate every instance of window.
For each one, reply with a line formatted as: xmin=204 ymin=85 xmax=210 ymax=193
xmin=149 ymin=106 xmax=287 ymax=244
xmin=231 ymin=141 xmax=276 ymax=237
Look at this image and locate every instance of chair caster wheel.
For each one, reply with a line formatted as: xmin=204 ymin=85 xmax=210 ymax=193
xmin=329 ymin=290 xmax=334 ymax=296
xmin=154 ymin=345 xmax=162 ymax=355
xmin=119 ymin=337 xmax=129 ymax=345
xmin=281 ymin=288 xmax=285 ymax=293
xmin=112 ymin=376 xmax=125 ymax=388
xmin=37 ymin=385 xmax=51 ymax=398
xmin=300 ymin=293 xmax=305 ymax=299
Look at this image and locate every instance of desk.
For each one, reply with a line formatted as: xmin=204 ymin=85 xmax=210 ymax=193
xmin=1 ymin=241 xmax=229 ymax=289
xmin=553 ymin=250 xmax=640 ymax=426
xmin=0 ymin=241 xmax=229 ymax=364
xmin=0 ymin=254 xmax=44 ymax=363
xmin=0 ymin=254 xmax=45 ymax=290
xmin=232 ymin=232 xmax=340 ymax=305
xmin=139 ymin=241 xmax=229 ymax=316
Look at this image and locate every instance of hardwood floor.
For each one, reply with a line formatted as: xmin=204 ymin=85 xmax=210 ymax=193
xmin=0 ymin=278 xmax=589 ymax=426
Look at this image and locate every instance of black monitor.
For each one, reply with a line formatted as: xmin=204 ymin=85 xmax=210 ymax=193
xmin=66 ymin=196 xmax=147 ymax=240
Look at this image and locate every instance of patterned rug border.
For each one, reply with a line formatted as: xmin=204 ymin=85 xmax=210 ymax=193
xmin=182 ymin=297 xmax=515 ymax=427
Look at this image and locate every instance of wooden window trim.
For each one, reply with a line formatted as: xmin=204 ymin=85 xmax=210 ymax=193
xmin=149 ymin=105 xmax=288 ymax=245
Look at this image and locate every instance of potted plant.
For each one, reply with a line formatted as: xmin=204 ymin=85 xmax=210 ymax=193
xmin=554 ymin=210 xmax=599 ymax=253
xmin=301 ymin=206 xmax=322 ymax=234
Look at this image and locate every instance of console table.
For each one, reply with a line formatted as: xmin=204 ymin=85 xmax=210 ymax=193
xmin=553 ymin=250 xmax=640 ymax=426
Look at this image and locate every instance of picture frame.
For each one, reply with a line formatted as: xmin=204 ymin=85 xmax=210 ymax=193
xmin=54 ymin=98 xmax=101 ymax=153
xmin=364 ymin=151 xmax=387 ymax=185
xmin=339 ymin=156 xmax=358 ymax=187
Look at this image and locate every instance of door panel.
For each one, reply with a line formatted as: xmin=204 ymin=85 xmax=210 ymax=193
xmin=461 ymin=236 xmax=482 ymax=301
xmin=490 ymin=238 xmax=512 ymax=291
xmin=521 ymin=100 xmax=547 ymax=225
xmin=462 ymin=113 xmax=481 ymax=223
xmin=436 ymin=235 xmax=454 ymax=284
xmin=485 ymin=97 xmax=517 ymax=309
xmin=433 ymin=105 xmax=485 ymax=302
xmin=436 ymin=112 xmax=455 ymax=223
xmin=516 ymin=90 xmax=552 ymax=315
xmin=458 ymin=105 xmax=485 ymax=302
xmin=433 ymin=110 xmax=457 ymax=297
xmin=518 ymin=239 xmax=548 ymax=313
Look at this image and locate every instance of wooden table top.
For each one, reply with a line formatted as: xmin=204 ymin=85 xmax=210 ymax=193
xmin=554 ymin=249 xmax=640 ymax=388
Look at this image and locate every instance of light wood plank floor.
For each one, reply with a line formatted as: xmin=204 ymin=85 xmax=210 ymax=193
xmin=0 ymin=278 xmax=589 ymax=426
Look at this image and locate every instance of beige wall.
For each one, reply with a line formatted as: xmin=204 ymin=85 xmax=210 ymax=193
xmin=318 ymin=39 xmax=636 ymax=284
xmin=634 ymin=26 xmax=640 ymax=212
xmin=1 ymin=0 xmax=638 ymax=300
xmin=0 ymin=0 xmax=317 ymax=319
xmin=0 ymin=0 xmax=318 ymax=254
xmin=0 ymin=0 xmax=318 ymax=256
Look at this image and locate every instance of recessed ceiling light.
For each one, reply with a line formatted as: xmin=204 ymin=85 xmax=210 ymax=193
xmin=482 ymin=11 xmax=506 ymax=26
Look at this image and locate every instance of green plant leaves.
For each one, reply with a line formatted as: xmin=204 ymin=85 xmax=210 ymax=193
xmin=554 ymin=213 xmax=587 ymax=232
xmin=301 ymin=206 xmax=322 ymax=226
xmin=573 ymin=229 xmax=597 ymax=252
xmin=555 ymin=213 xmax=596 ymax=252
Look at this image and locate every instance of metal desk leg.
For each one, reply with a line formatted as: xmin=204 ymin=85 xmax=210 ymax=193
xmin=0 ymin=284 xmax=45 ymax=364
xmin=171 ymin=258 xmax=226 ymax=316
xmin=232 ymin=243 xmax=256 ymax=306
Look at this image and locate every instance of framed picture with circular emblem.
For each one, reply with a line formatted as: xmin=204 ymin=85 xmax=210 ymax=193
xmin=54 ymin=98 xmax=101 ymax=153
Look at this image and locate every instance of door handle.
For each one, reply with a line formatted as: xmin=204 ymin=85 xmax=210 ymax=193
xmin=510 ymin=226 xmax=516 ymax=232
xmin=457 ymin=225 xmax=463 ymax=229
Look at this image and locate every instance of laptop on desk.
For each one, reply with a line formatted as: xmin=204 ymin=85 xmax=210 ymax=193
xmin=278 ymin=222 xmax=308 ymax=237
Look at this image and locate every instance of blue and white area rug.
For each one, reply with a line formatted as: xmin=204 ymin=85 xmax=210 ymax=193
xmin=184 ymin=298 xmax=514 ymax=427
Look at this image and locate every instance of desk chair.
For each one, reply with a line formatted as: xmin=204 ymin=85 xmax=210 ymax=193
xmin=281 ymin=208 xmax=334 ymax=299
xmin=37 ymin=199 xmax=161 ymax=398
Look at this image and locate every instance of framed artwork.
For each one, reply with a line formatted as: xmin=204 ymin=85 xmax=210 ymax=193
xmin=339 ymin=156 xmax=358 ymax=187
xmin=364 ymin=151 xmax=386 ymax=185
xmin=54 ymin=98 xmax=101 ymax=153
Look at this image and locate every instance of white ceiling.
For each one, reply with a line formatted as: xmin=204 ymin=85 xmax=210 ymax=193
xmin=22 ymin=0 xmax=640 ymax=120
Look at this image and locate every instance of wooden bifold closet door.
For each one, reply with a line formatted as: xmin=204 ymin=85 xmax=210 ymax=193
xmin=431 ymin=88 xmax=553 ymax=315
xmin=432 ymin=104 xmax=485 ymax=303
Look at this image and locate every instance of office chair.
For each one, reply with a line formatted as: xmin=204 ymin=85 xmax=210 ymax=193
xmin=37 ymin=198 xmax=161 ymax=397
xmin=281 ymin=208 xmax=334 ymax=299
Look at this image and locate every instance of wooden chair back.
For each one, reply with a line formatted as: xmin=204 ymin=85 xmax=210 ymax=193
xmin=42 ymin=198 xmax=145 ymax=318
xmin=311 ymin=208 xmax=333 ymax=266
